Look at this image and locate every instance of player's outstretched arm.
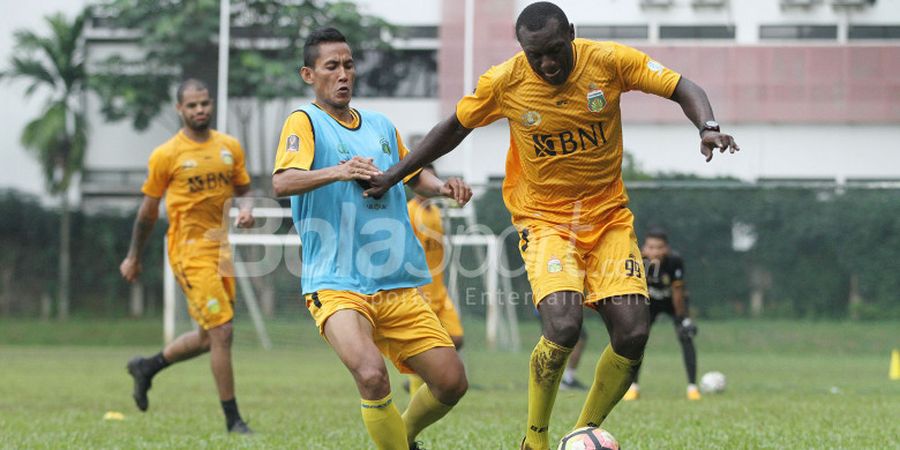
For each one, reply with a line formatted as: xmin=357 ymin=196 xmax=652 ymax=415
xmin=669 ymin=77 xmax=740 ymax=162
xmin=364 ymin=114 xmax=472 ymax=199
xmin=409 ymin=168 xmax=474 ymax=206
xmin=120 ymin=195 xmax=161 ymax=283
xmin=272 ymin=156 xmax=381 ymax=197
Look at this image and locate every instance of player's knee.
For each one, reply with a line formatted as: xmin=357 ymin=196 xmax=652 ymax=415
xmin=544 ymin=318 xmax=582 ymax=348
xmin=209 ymin=321 xmax=234 ymax=347
xmin=353 ymin=366 xmax=390 ymax=397
xmin=612 ymin=322 xmax=649 ymax=357
xmin=431 ymin=367 xmax=468 ymax=405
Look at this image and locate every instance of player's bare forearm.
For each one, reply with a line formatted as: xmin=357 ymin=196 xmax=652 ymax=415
xmin=233 ymin=184 xmax=255 ymax=228
xmin=274 ymin=157 xmax=380 ymax=197
xmin=385 ymin=114 xmax=472 ymax=186
xmin=670 ymin=77 xmax=739 ymax=162
xmin=669 ymin=77 xmax=715 ymax=130
xmin=410 ymin=168 xmax=474 ymax=206
xmin=410 ymin=169 xmax=445 ymax=198
xmin=273 ymin=167 xmax=339 ymax=197
xmin=234 ymin=184 xmax=253 ymax=212
xmin=126 ymin=196 xmax=160 ymax=260
xmin=672 ymin=284 xmax=687 ymax=318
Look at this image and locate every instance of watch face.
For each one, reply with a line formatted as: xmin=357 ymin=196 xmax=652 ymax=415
xmin=705 ymin=120 xmax=719 ymax=128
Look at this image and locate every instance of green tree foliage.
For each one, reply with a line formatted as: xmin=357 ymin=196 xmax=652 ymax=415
xmin=90 ymin=0 xmax=395 ymax=131
xmin=1 ymin=11 xmax=90 ymax=319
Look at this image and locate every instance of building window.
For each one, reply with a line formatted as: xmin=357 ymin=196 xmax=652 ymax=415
xmin=848 ymin=25 xmax=900 ymax=40
xmin=577 ymin=25 xmax=649 ymax=40
xmin=760 ymin=25 xmax=838 ymax=40
xmin=355 ymin=49 xmax=437 ymax=98
xmin=396 ymin=26 xmax=439 ymax=40
xmin=659 ymin=25 xmax=735 ymax=40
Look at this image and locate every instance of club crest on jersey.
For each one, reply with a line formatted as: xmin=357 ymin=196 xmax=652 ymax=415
xmin=286 ymin=134 xmax=300 ymax=152
xmin=380 ymin=137 xmax=391 ymax=154
xmin=547 ymin=257 xmax=563 ymax=274
xmin=587 ymin=89 xmax=606 ymax=113
xmin=220 ymin=149 xmax=234 ymax=165
xmin=206 ymin=298 xmax=221 ymax=314
xmin=521 ymin=111 xmax=542 ymax=127
xmin=181 ymin=159 xmax=197 ymax=170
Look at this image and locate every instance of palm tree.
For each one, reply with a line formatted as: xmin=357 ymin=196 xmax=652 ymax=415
xmin=2 ymin=11 xmax=88 ymax=320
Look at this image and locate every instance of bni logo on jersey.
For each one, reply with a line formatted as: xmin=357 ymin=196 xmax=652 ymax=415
xmin=587 ymin=89 xmax=606 ymax=113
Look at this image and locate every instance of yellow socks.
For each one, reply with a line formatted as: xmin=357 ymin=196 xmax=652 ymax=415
xmin=575 ymin=344 xmax=642 ymax=428
xmin=360 ymin=393 xmax=408 ymax=450
xmin=402 ymin=383 xmax=453 ymax=444
xmin=408 ymin=374 xmax=425 ymax=396
xmin=524 ymin=336 xmax=573 ymax=450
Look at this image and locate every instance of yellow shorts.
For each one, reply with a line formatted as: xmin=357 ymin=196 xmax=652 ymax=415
xmin=305 ymin=288 xmax=455 ymax=374
xmin=420 ymin=280 xmax=464 ymax=338
xmin=171 ymin=259 xmax=235 ymax=330
xmin=517 ymin=206 xmax=649 ymax=307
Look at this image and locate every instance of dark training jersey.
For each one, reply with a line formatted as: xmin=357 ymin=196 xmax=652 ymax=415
xmin=644 ymin=253 xmax=684 ymax=301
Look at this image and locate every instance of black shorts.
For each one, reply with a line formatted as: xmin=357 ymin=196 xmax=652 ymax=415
xmin=648 ymin=297 xmax=689 ymax=324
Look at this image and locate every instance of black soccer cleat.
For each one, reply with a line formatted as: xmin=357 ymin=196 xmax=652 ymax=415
xmin=228 ymin=418 xmax=254 ymax=435
xmin=126 ymin=357 xmax=153 ymax=412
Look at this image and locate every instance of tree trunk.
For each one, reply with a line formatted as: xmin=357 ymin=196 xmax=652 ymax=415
xmin=41 ymin=292 xmax=52 ymax=321
xmin=0 ymin=264 xmax=13 ymax=316
xmin=57 ymin=190 xmax=71 ymax=321
xmin=848 ymin=273 xmax=862 ymax=320
xmin=749 ymin=266 xmax=771 ymax=318
xmin=130 ymin=281 xmax=145 ymax=318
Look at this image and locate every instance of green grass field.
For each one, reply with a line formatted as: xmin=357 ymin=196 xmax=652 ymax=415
xmin=1 ymin=318 xmax=898 ymax=449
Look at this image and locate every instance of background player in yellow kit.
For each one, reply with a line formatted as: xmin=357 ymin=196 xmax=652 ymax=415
xmin=365 ymin=3 xmax=739 ymax=448
xmin=119 ymin=79 xmax=255 ymax=434
xmin=406 ymin=164 xmax=465 ymax=395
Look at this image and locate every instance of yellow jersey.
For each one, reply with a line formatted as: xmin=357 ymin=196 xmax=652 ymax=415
xmin=407 ymin=198 xmax=446 ymax=284
xmin=142 ymin=130 xmax=251 ymax=262
xmin=455 ymin=39 xmax=681 ymax=226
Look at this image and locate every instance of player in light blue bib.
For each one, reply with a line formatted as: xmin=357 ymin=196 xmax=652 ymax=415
xmin=272 ymin=27 xmax=473 ymax=450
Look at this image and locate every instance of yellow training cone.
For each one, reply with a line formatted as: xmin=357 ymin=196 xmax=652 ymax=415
xmin=103 ymin=411 xmax=125 ymax=421
xmin=891 ymin=349 xmax=900 ymax=381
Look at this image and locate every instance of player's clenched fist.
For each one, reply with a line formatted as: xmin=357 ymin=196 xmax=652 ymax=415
xmin=120 ymin=256 xmax=141 ymax=283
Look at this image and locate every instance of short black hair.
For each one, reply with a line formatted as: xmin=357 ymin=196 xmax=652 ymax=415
xmin=645 ymin=227 xmax=669 ymax=243
xmin=303 ymin=27 xmax=348 ymax=68
xmin=176 ymin=78 xmax=209 ymax=104
xmin=515 ymin=2 xmax=570 ymax=39
xmin=422 ymin=163 xmax=436 ymax=175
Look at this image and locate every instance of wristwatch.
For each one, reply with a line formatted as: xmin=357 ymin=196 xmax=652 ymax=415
xmin=700 ymin=120 xmax=720 ymax=136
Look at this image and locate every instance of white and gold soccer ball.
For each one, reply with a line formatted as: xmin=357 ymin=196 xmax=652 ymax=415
xmin=558 ymin=426 xmax=619 ymax=450
xmin=699 ymin=371 xmax=726 ymax=394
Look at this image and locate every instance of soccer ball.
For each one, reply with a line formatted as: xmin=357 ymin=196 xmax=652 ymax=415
xmin=558 ymin=427 xmax=619 ymax=450
xmin=699 ymin=371 xmax=726 ymax=394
